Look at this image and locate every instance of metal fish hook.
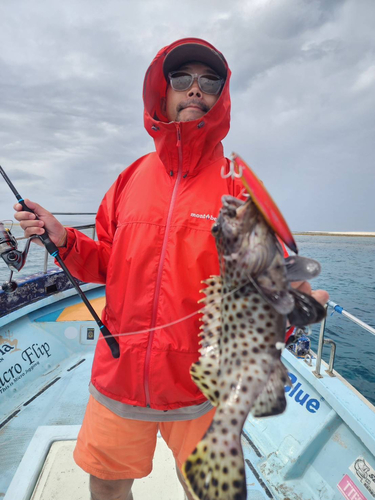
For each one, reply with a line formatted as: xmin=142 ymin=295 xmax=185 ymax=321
xmin=221 ymin=153 xmax=243 ymax=179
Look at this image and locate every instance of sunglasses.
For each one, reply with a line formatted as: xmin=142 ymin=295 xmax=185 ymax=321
xmin=168 ymin=71 xmax=224 ymax=95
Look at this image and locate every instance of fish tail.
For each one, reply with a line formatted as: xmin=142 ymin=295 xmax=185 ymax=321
xmin=183 ymin=423 xmax=247 ymax=500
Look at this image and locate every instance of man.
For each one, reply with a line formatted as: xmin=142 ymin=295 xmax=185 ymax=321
xmin=15 ymin=38 xmax=328 ymax=500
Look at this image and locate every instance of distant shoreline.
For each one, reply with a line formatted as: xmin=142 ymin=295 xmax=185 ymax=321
xmin=294 ymin=231 xmax=375 ymax=237
xmin=9 ymin=223 xmax=375 ymax=237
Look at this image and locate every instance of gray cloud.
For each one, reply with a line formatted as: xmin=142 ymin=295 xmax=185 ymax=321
xmin=0 ymin=0 xmax=374 ymax=231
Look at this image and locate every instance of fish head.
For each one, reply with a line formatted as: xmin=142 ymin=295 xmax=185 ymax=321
xmin=212 ymin=195 xmax=267 ymax=281
xmin=212 ymin=196 xmax=253 ymax=247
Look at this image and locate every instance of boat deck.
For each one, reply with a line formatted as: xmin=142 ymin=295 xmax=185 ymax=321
xmin=1 ymin=282 xmax=375 ymax=500
xmin=30 ymin=437 xmax=186 ymax=500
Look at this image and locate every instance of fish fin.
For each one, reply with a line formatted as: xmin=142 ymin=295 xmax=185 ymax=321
xmin=190 ymin=276 xmax=222 ymax=406
xmin=251 ymin=360 xmax=291 ymax=417
xmin=190 ymin=358 xmax=220 ymax=406
xmin=183 ymin=427 xmax=247 ymax=500
xmin=249 ymin=273 xmax=295 ymax=315
xmin=247 ymin=249 xmax=295 ymax=315
xmin=285 ymin=255 xmax=321 ymax=282
xmin=287 ymin=288 xmax=327 ymax=327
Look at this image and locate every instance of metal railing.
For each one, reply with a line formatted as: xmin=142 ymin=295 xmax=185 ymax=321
xmin=15 ymin=214 xmax=96 ymax=274
xmin=42 ymin=224 xmax=96 ymax=273
xmin=312 ymin=300 xmax=375 ymax=378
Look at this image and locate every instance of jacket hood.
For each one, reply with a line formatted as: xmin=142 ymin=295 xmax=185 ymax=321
xmin=143 ymin=38 xmax=231 ymax=175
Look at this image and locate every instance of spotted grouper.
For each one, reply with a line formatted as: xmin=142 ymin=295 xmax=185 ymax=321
xmin=183 ymin=195 xmax=326 ymax=500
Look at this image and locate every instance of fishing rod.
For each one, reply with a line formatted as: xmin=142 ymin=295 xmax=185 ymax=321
xmin=0 ymin=165 xmax=120 ymax=359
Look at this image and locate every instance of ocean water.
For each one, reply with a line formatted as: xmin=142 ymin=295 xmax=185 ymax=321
xmin=1 ymin=222 xmax=374 ymax=405
xmin=295 ymin=235 xmax=375 ymax=406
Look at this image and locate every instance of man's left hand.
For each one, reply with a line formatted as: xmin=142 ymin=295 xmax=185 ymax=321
xmin=291 ymin=281 xmax=329 ymax=306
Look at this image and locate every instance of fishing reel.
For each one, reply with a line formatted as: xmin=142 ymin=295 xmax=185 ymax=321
xmin=0 ymin=220 xmax=36 ymax=293
xmin=286 ymin=326 xmax=311 ymax=358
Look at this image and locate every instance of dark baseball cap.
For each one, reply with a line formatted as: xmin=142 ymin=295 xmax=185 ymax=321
xmin=163 ymin=43 xmax=227 ymax=80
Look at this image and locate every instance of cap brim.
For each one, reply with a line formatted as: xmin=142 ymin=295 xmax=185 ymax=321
xmin=163 ymin=43 xmax=227 ymax=80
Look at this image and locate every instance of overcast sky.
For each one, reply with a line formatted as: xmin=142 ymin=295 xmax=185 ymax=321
xmin=0 ymin=0 xmax=374 ymax=231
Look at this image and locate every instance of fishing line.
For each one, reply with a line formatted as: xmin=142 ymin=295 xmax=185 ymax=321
xmin=97 ymin=280 xmax=250 ymax=341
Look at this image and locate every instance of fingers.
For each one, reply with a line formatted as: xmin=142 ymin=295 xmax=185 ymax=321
xmin=291 ymin=281 xmax=329 ymax=306
xmin=13 ymin=199 xmax=45 ymax=239
xmin=13 ymin=199 xmax=50 ymax=220
xmin=14 ymin=210 xmax=36 ymax=223
xmin=14 ymin=198 xmax=42 ymax=213
xmin=19 ymin=220 xmax=45 ymax=238
xmin=291 ymin=281 xmax=312 ymax=295
xmin=311 ymin=289 xmax=329 ymax=306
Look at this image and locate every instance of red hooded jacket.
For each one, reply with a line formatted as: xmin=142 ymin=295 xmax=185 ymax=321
xmin=59 ymin=39 xmax=248 ymax=410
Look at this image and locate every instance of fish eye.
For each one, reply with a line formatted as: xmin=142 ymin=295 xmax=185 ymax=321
xmin=212 ymin=224 xmax=220 ymax=234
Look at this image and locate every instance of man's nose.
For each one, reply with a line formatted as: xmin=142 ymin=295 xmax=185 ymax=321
xmin=187 ymin=79 xmax=202 ymax=98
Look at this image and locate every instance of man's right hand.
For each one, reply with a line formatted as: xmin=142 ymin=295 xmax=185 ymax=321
xmin=14 ymin=199 xmax=67 ymax=248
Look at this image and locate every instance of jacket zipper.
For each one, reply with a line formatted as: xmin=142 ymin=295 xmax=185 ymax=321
xmin=144 ymin=125 xmax=183 ymax=407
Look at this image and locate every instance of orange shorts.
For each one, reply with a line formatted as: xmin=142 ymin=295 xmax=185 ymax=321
xmin=73 ymin=396 xmax=215 ymax=480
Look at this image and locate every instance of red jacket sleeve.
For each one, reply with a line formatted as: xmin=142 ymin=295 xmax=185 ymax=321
xmin=56 ymin=175 xmax=121 ymax=284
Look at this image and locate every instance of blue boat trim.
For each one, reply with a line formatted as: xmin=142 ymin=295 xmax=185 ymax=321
xmin=34 ymin=309 xmax=65 ymax=322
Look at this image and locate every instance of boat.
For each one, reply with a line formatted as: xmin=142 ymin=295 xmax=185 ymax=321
xmin=1 ymin=222 xmax=374 ymax=500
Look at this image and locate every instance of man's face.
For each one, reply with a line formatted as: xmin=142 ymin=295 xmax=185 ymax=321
xmin=164 ymin=62 xmax=222 ymax=122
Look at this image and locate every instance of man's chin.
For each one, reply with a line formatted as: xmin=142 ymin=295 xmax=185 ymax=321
xmin=176 ymin=108 xmax=205 ymax=122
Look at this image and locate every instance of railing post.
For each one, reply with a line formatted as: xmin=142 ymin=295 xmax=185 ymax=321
xmin=43 ymin=247 xmax=49 ymax=273
xmin=323 ymin=338 xmax=337 ymax=376
xmin=313 ymin=304 xmax=328 ymax=378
